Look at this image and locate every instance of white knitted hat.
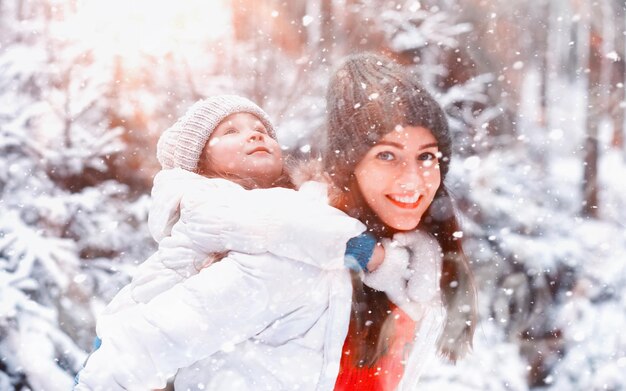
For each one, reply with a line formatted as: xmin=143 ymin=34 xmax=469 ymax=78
xmin=157 ymin=95 xmax=277 ymax=172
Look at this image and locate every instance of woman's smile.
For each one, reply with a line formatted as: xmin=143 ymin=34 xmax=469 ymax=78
xmin=386 ymin=193 xmax=421 ymax=209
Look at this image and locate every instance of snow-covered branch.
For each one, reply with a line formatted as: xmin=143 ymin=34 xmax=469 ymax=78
xmin=382 ymin=7 xmax=472 ymax=52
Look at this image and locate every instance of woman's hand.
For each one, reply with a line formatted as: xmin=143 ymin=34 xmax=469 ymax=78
xmin=362 ymin=237 xmax=412 ymax=304
xmin=394 ymin=231 xmax=442 ymax=304
xmin=361 ymin=230 xmax=443 ymax=320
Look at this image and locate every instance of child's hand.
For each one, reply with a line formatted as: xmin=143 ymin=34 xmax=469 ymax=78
xmin=344 ymin=232 xmax=377 ymax=271
xmin=367 ymin=243 xmax=385 ymax=271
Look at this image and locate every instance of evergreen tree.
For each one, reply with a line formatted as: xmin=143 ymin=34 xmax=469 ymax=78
xmin=0 ymin=1 xmax=152 ymax=388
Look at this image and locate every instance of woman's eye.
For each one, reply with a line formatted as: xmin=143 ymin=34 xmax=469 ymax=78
xmin=418 ymin=152 xmax=437 ymax=161
xmin=375 ymin=151 xmax=396 ymax=161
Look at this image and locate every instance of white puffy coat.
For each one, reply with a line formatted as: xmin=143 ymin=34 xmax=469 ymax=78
xmin=75 ymin=169 xmax=446 ymax=391
xmin=106 ymin=169 xmax=367 ymax=311
xmin=75 ymin=169 xmax=365 ymax=390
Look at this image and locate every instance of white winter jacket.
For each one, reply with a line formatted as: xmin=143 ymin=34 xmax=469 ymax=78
xmin=75 ymin=169 xmax=366 ymax=390
xmin=106 ymin=168 xmax=367 ymax=310
xmin=76 ymin=169 xmax=446 ymax=391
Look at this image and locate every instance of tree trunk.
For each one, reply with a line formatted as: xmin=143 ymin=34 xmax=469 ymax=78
xmin=320 ymin=0 xmax=333 ymax=58
xmin=582 ymin=126 xmax=599 ymax=218
xmin=538 ymin=0 xmax=550 ymax=127
xmin=17 ymin=0 xmax=24 ymax=20
xmin=279 ymin=0 xmax=308 ymax=55
xmin=231 ymin=0 xmax=256 ymax=42
xmin=611 ymin=3 xmax=625 ymax=151
xmin=580 ymin=1 xmax=599 ymax=218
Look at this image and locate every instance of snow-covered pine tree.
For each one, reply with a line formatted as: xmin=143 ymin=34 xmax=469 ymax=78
xmin=384 ymin=1 xmax=626 ymax=389
xmin=0 ymin=1 xmax=152 ymax=389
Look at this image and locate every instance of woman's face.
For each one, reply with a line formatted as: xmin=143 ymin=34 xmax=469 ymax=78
xmin=354 ymin=125 xmax=441 ymax=231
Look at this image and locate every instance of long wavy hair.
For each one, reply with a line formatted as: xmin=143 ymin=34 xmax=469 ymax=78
xmin=323 ymin=52 xmax=477 ymax=365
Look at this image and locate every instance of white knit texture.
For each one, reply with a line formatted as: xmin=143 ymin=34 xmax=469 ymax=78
xmin=157 ymin=95 xmax=276 ymax=172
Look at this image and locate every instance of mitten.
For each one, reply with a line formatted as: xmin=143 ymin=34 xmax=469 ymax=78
xmin=344 ymin=231 xmax=377 ymax=271
xmin=362 ymin=237 xmax=412 ymax=306
xmin=395 ymin=231 xmax=443 ymax=304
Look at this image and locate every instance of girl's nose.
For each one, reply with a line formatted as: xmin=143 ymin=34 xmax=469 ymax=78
xmin=248 ymin=131 xmax=265 ymax=142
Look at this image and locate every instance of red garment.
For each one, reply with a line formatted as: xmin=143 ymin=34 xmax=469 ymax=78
xmin=334 ymin=304 xmax=417 ymax=391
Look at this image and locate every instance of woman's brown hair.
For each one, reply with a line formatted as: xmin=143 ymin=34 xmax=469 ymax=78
xmin=324 ymin=52 xmax=477 ymax=365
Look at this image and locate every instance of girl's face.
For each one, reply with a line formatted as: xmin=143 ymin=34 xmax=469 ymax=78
xmin=200 ymin=113 xmax=283 ymax=188
xmin=354 ymin=126 xmax=441 ymax=231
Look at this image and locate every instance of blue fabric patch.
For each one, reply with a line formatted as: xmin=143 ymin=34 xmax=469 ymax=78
xmin=344 ymin=232 xmax=377 ymax=271
xmin=93 ymin=336 xmax=102 ymax=350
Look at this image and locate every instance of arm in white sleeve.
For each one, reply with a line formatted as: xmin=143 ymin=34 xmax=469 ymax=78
xmin=76 ymin=258 xmax=275 ymax=390
xmin=129 ymin=181 xmax=363 ymax=306
xmin=180 ymin=181 xmax=365 ymax=268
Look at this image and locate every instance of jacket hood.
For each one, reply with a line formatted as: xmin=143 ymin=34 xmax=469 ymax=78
xmin=148 ymin=168 xmax=224 ymax=242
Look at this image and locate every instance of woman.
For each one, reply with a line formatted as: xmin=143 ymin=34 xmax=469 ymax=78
xmin=322 ymin=52 xmax=478 ymax=390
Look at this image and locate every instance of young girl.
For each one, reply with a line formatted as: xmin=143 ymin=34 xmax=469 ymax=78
xmin=321 ymin=53 xmax=479 ymax=390
xmin=75 ymin=95 xmax=372 ymax=390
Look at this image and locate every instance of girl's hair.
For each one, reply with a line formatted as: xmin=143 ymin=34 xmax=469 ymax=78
xmin=324 ymin=52 xmax=477 ymax=364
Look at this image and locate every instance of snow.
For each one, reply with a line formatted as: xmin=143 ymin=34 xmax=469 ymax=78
xmin=2 ymin=0 xmax=626 ymax=389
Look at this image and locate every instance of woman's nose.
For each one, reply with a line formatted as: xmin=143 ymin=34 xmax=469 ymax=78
xmin=397 ymin=163 xmax=424 ymax=190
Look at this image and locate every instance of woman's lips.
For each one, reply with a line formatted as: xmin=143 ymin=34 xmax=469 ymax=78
xmin=386 ymin=194 xmax=421 ymax=209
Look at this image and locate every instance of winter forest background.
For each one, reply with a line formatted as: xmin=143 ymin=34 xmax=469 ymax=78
xmin=1 ymin=0 xmax=625 ymax=389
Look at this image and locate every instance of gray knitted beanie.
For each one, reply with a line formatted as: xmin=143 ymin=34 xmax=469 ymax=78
xmin=324 ymin=52 xmax=451 ymax=189
xmin=157 ymin=95 xmax=277 ymax=172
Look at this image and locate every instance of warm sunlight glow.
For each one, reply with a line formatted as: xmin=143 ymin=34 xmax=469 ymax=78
xmin=67 ymin=0 xmax=230 ymax=59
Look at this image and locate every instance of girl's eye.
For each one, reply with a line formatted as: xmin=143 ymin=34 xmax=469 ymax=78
xmin=255 ymin=127 xmax=267 ymax=134
xmin=224 ymin=128 xmax=238 ymax=135
xmin=376 ymin=151 xmax=396 ymax=161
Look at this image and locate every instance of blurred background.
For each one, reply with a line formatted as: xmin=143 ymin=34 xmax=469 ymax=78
xmin=1 ymin=0 xmax=625 ymax=389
